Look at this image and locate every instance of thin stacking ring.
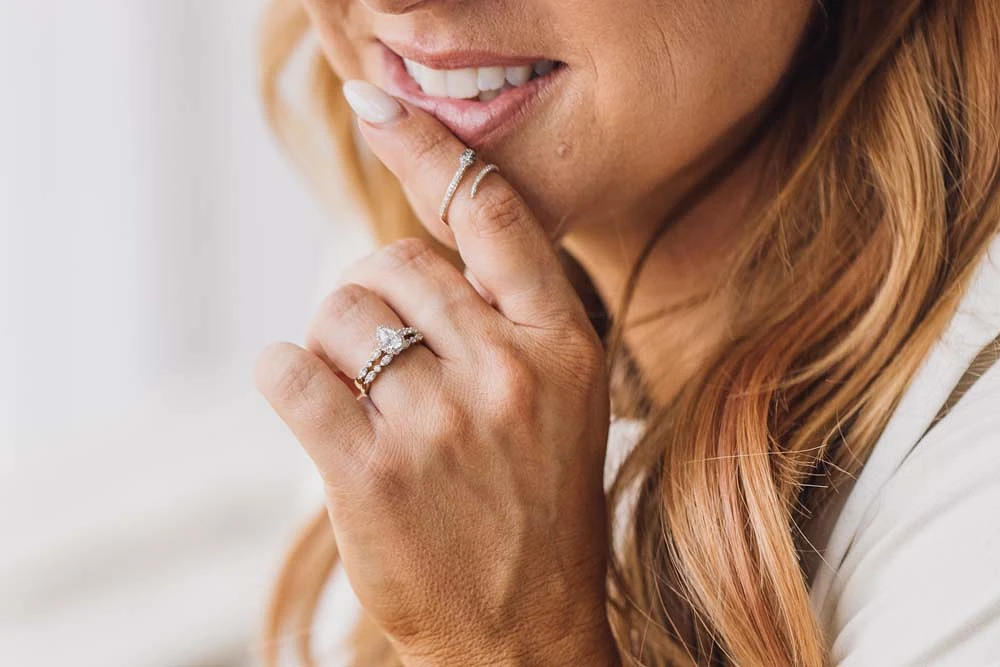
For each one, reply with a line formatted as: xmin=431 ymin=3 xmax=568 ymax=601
xmin=438 ymin=148 xmax=477 ymax=225
xmin=354 ymin=325 xmax=424 ymax=398
xmin=470 ymin=164 xmax=500 ymax=199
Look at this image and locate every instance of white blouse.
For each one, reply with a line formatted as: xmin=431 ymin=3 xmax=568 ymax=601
xmin=805 ymin=232 xmax=1000 ymax=666
xmin=309 ymin=234 xmax=1000 ymax=666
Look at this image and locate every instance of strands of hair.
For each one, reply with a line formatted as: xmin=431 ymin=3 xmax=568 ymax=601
xmin=257 ymin=1 xmax=1000 ymax=664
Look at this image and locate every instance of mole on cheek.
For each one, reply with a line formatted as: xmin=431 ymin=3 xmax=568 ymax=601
xmin=556 ymin=142 xmax=572 ymax=158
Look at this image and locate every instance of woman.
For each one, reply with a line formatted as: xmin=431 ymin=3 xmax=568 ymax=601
xmin=255 ymin=0 xmax=1000 ymax=664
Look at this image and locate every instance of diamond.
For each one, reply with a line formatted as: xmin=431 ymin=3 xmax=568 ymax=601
xmin=364 ymin=371 xmax=376 ymax=384
xmin=376 ymin=325 xmax=405 ymax=354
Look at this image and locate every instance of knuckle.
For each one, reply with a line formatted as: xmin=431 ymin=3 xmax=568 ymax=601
xmin=269 ymin=352 xmax=323 ymax=405
xmin=380 ymin=237 xmax=435 ymax=272
xmin=468 ymin=187 xmax=525 ymax=238
xmin=408 ymin=126 xmax=447 ymax=169
xmin=554 ymin=329 xmax=604 ymax=380
xmin=316 ymin=283 xmax=372 ymax=326
xmin=380 ymin=238 xmax=472 ymax=313
xmin=483 ymin=346 xmax=540 ymax=415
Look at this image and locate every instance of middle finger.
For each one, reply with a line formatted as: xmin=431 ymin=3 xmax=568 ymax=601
xmin=341 ymin=237 xmax=502 ymax=361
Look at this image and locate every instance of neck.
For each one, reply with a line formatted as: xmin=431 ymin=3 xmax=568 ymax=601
xmin=561 ymin=147 xmax=768 ymax=406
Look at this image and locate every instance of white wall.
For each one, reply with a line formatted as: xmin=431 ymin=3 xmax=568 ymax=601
xmin=0 ymin=2 xmax=371 ymax=665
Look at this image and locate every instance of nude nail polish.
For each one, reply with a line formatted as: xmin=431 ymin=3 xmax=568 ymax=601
xmin=342 ymin=80 xmax=403 ymax=125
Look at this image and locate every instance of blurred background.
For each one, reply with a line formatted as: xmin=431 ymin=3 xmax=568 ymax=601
xmin=1 ymin=1 xmax=370 ymax=664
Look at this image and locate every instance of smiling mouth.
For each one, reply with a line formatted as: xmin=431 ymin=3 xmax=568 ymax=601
xmin=377 ymin=40 xmax=566 ymax=146
xmin=402 ymin=56 xmax=560 ymax=103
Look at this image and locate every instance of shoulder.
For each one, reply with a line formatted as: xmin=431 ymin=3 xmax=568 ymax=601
xmin=823 ymin=362 xmax=1000 ymax=666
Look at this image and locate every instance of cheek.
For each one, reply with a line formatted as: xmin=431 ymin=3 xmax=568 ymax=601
xmin=488 ymin=90 xmax=616 ymax=237
xmin=492 ymin=61 xmax=675 ymax=235
xmin=525 ymin=1 xmax=811 ymax=232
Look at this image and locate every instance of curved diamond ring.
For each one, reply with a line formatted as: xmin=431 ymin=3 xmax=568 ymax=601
xmin=469 ymin=164 xmax=500 ymax=199
xmin=354 ymin=325 xmax=424 ymax=398
xmin=438 ymin=148 xmax=477 ymax=225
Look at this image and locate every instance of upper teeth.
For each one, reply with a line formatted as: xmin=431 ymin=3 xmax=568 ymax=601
xmin=403 ymin=58 xmax=557 ymax=102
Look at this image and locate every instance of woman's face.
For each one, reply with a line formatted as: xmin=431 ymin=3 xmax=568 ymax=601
xmin=303 ymin=0 xmax=813 ymax=237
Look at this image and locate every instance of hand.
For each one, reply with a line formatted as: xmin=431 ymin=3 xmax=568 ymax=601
xmin=256 ymin=81 xmax=617 ymax=666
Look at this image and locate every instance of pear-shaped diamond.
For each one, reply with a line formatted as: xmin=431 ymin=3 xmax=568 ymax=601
xmin=376 ymin=325 xmax=405 ymax=355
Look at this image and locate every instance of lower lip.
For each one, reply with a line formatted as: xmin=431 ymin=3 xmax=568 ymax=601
xmin=378 ymin=43 xmax=564 ymax=147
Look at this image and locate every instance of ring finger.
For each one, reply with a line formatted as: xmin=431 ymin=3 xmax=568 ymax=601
xmin=306 ymin=283 xmax=439 ymax=410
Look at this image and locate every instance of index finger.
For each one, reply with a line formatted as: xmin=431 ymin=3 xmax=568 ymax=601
xmin=342 ymin=80 xmax=584 ymax=328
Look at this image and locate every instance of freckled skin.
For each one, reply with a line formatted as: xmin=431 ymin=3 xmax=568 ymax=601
xmin=301 ymin=0 xmax=814 ymax=239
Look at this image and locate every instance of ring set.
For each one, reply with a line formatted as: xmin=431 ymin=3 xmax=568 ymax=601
xmin=438 ymin=148 xmax=499 ymax=225
xmin=354 ymin=147 xmax=500 ymax=397
xmin=355 ymin=325 xmax=424 ymax=397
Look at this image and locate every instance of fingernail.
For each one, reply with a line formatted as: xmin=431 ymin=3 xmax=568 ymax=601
xmin=342 ymin=80 xmax=403 ymax=125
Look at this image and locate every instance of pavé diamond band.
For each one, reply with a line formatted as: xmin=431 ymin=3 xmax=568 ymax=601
xmin=438 ymin=148 xmax=477 ymax=225
xmin=470 ymin=164 xmax=500 ymax=199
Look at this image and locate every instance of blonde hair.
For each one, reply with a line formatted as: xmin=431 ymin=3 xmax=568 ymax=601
xmin=258 ymin=1 xmax=1000 ymax=665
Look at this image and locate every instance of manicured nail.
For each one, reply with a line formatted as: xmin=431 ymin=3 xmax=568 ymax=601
xmin=342 ymin=80 xmax=403 ymax=125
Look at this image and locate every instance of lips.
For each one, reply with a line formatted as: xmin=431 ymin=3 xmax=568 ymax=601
xmin=402 ymin=58 xmax=559 ymax=103
xmin=377 ymin=40 xmax=565 ymax=146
